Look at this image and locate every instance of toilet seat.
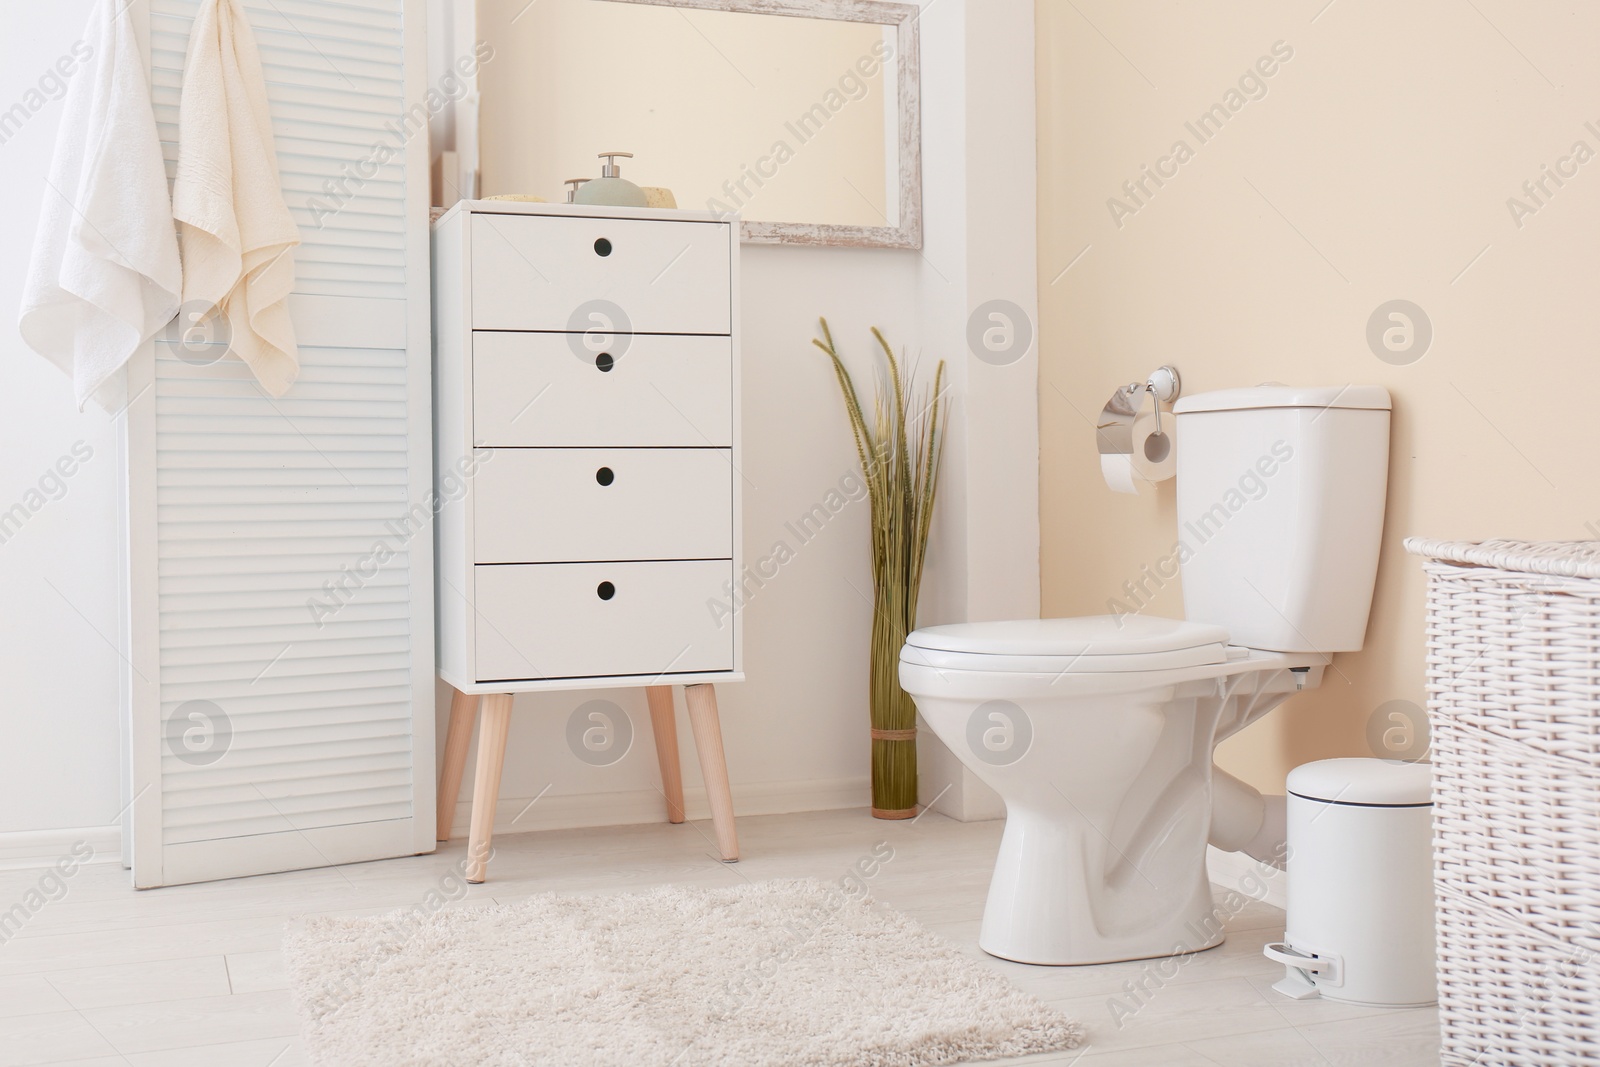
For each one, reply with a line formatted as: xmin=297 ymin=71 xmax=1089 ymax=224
xmin=903 ymin=615 xmax=1230 ymax=674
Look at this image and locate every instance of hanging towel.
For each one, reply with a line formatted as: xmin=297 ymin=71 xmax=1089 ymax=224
xmin=19 ymin=0 xmax=183 ymax=411
xmin=174 ymin=0 xmax=301 ymax=396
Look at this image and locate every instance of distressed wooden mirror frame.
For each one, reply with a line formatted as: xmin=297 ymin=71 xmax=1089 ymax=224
xmin=603 ymin=0 xmax=923 ymax=249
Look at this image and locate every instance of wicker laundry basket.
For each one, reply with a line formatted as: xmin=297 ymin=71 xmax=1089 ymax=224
xmin=1406 ymin=538 xmax=1600 ymax=1067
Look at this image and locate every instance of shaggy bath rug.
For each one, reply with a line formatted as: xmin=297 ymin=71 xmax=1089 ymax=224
xmin=283 ymin=877 xmax=1083 ymax=1066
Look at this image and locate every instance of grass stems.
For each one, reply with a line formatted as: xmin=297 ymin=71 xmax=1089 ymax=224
xmin=813 ymin=319 xmax=946 ymax=816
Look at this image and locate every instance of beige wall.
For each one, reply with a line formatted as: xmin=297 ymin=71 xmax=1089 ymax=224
xmin=1037 ymin=0 xmax=1600 ymax=791
xmin=481 ymin=0 xmax=889 ymax=226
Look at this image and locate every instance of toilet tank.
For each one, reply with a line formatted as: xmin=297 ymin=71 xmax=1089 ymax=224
xmin=1173 ymin=386 xmax=1391 ymax=653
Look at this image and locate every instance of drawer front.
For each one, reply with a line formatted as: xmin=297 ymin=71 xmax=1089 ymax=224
xmin=474 ymin=448 xmax=732 ymax=563
xmin=474 ymin=561 xmax=734 ymax=681
xmin=472 ymin=332 xmax=732 ymax=447
xmin=470 ymin=214 xmax=731 ymax=334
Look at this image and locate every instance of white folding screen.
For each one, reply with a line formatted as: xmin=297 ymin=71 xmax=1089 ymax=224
xmin=126 ymin=0 xmax=434 ymax=886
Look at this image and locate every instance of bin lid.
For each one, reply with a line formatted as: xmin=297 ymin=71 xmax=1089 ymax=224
xmin=1286 ymin=758 xmax=1431 ymax=807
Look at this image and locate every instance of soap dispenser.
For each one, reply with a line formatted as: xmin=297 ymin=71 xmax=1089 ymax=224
xmin=572 ymin=152 xmax=649 ymax=208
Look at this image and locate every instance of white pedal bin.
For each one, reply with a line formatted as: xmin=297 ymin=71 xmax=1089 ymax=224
xmin=1264 ymin=758 xmax=1436 ymax=1007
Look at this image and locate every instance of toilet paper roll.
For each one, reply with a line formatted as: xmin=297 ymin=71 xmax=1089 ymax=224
xmin=1101 ymin=453 xmax=1139 ymax=494
xmin=1130 ymin=410 xmax=1177 ymax=484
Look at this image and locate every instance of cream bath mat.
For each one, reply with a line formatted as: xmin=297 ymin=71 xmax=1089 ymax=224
xmin=284 ymin=877 xmax=1082 ymax=1066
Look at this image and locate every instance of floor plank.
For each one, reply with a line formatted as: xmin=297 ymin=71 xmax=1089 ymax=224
xmin=77 ymin=990 xmax=298 ymax=1056
xmin=44 ymin=957 xmax=230 ymax=1011
xmin=0 ymin=1011 xmax=119 ymax=1066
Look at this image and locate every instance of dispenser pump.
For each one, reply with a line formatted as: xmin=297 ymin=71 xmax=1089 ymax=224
xmin=573 ymin=151 xmax=649 ymax=208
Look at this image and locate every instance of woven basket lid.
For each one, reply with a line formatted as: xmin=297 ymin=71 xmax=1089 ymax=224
xmin=1404 ymin=538 xmax=1600 ymax=579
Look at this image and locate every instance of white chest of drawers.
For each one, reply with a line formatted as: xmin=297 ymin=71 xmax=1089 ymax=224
xmin=431 ymin=201 xmax=743 ymax=693
xmin=431 ymin=201 xmax=743 ymax=881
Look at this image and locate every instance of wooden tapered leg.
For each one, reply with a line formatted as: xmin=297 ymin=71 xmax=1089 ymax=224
xmin=646 ymin=685 xmax=686 ymax=823
xmin=465 ymin=693 xmax=514 ymax=883
xmin=683 ymin=683 xmax=739 ymax=861
xmin=436 ymin=687 xmax=479 ymax=842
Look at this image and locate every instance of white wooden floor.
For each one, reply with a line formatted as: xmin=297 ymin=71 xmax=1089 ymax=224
xmin=0 ymin=808 xmax=1439 ymax=1066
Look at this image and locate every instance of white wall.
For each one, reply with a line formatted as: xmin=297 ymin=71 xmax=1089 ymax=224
xmin=908 ymin=0 xmax=1040 ymax=820
xmin=0 ymin=0 xmax=127 ymax=841
xmin=0 ymin=0 xmax=1040 ymax=855
xmin=443 ymin=0 xmax=1039 ymax=835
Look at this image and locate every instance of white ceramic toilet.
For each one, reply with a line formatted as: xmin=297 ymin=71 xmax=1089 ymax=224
xmin=899 ymin=385 xmax=1391 ymax=966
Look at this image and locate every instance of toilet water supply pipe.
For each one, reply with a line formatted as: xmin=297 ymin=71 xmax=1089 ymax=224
xmin=1210 ymin=769 xmax=1288 ymax=869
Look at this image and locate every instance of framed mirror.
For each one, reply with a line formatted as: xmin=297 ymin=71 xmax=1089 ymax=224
xmin=479 ymin=0 xmax=922 ymax=248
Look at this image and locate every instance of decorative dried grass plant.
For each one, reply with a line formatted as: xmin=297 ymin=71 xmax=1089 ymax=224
xmin=813 ymin=319 xmax=946 ymax=818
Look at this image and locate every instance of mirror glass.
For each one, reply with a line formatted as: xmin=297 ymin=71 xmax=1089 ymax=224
xmin=480 ymin=0 xmax=908 ymax=237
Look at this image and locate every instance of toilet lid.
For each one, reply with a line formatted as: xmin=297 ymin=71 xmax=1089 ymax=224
xmin=903 ymin=616 xmax=1231 ymax=674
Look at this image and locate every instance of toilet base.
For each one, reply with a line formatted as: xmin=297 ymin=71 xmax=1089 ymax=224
xmin=974 ymin=809 xmax=1229 ymax=966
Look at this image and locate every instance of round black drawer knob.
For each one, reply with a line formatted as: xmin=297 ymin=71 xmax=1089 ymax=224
xmin=595 ymin=352 xmax=614 ymax=372
xmin=597 ymin=581 xmax=616 ymax=601
xmin=596 ymin=467 xmax=614 ymax=486
xmin=593 ymin=237 xmax=612 ymax=257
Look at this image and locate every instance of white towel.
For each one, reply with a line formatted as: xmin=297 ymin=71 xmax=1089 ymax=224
xmin=19 ymin=0 xmax=183 ymax=411
xmin=174 ymin=0 xmax=301 ymax=396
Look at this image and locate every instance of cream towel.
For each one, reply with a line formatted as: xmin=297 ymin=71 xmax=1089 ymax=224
xmin=174 ymin=0 xmax=301 ymax=396
xmin=19 ymin=0 xmax=183 ymax=411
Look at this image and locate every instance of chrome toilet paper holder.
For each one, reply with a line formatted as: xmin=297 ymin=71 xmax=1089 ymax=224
xmin=1097 ymin=365 xmax=1181 ymax=458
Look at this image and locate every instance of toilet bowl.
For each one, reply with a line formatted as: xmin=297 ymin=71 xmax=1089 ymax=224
xmin=899 ymin=385 xmax=1392 ymax=966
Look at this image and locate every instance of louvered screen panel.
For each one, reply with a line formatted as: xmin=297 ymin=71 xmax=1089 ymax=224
xmin=152 ymin=343 xmax=415 ymax=848
xmin=149 ymin=0 xmax=408 ymax=300
xmin=131 ymin=0 xmax=431 ymax=885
